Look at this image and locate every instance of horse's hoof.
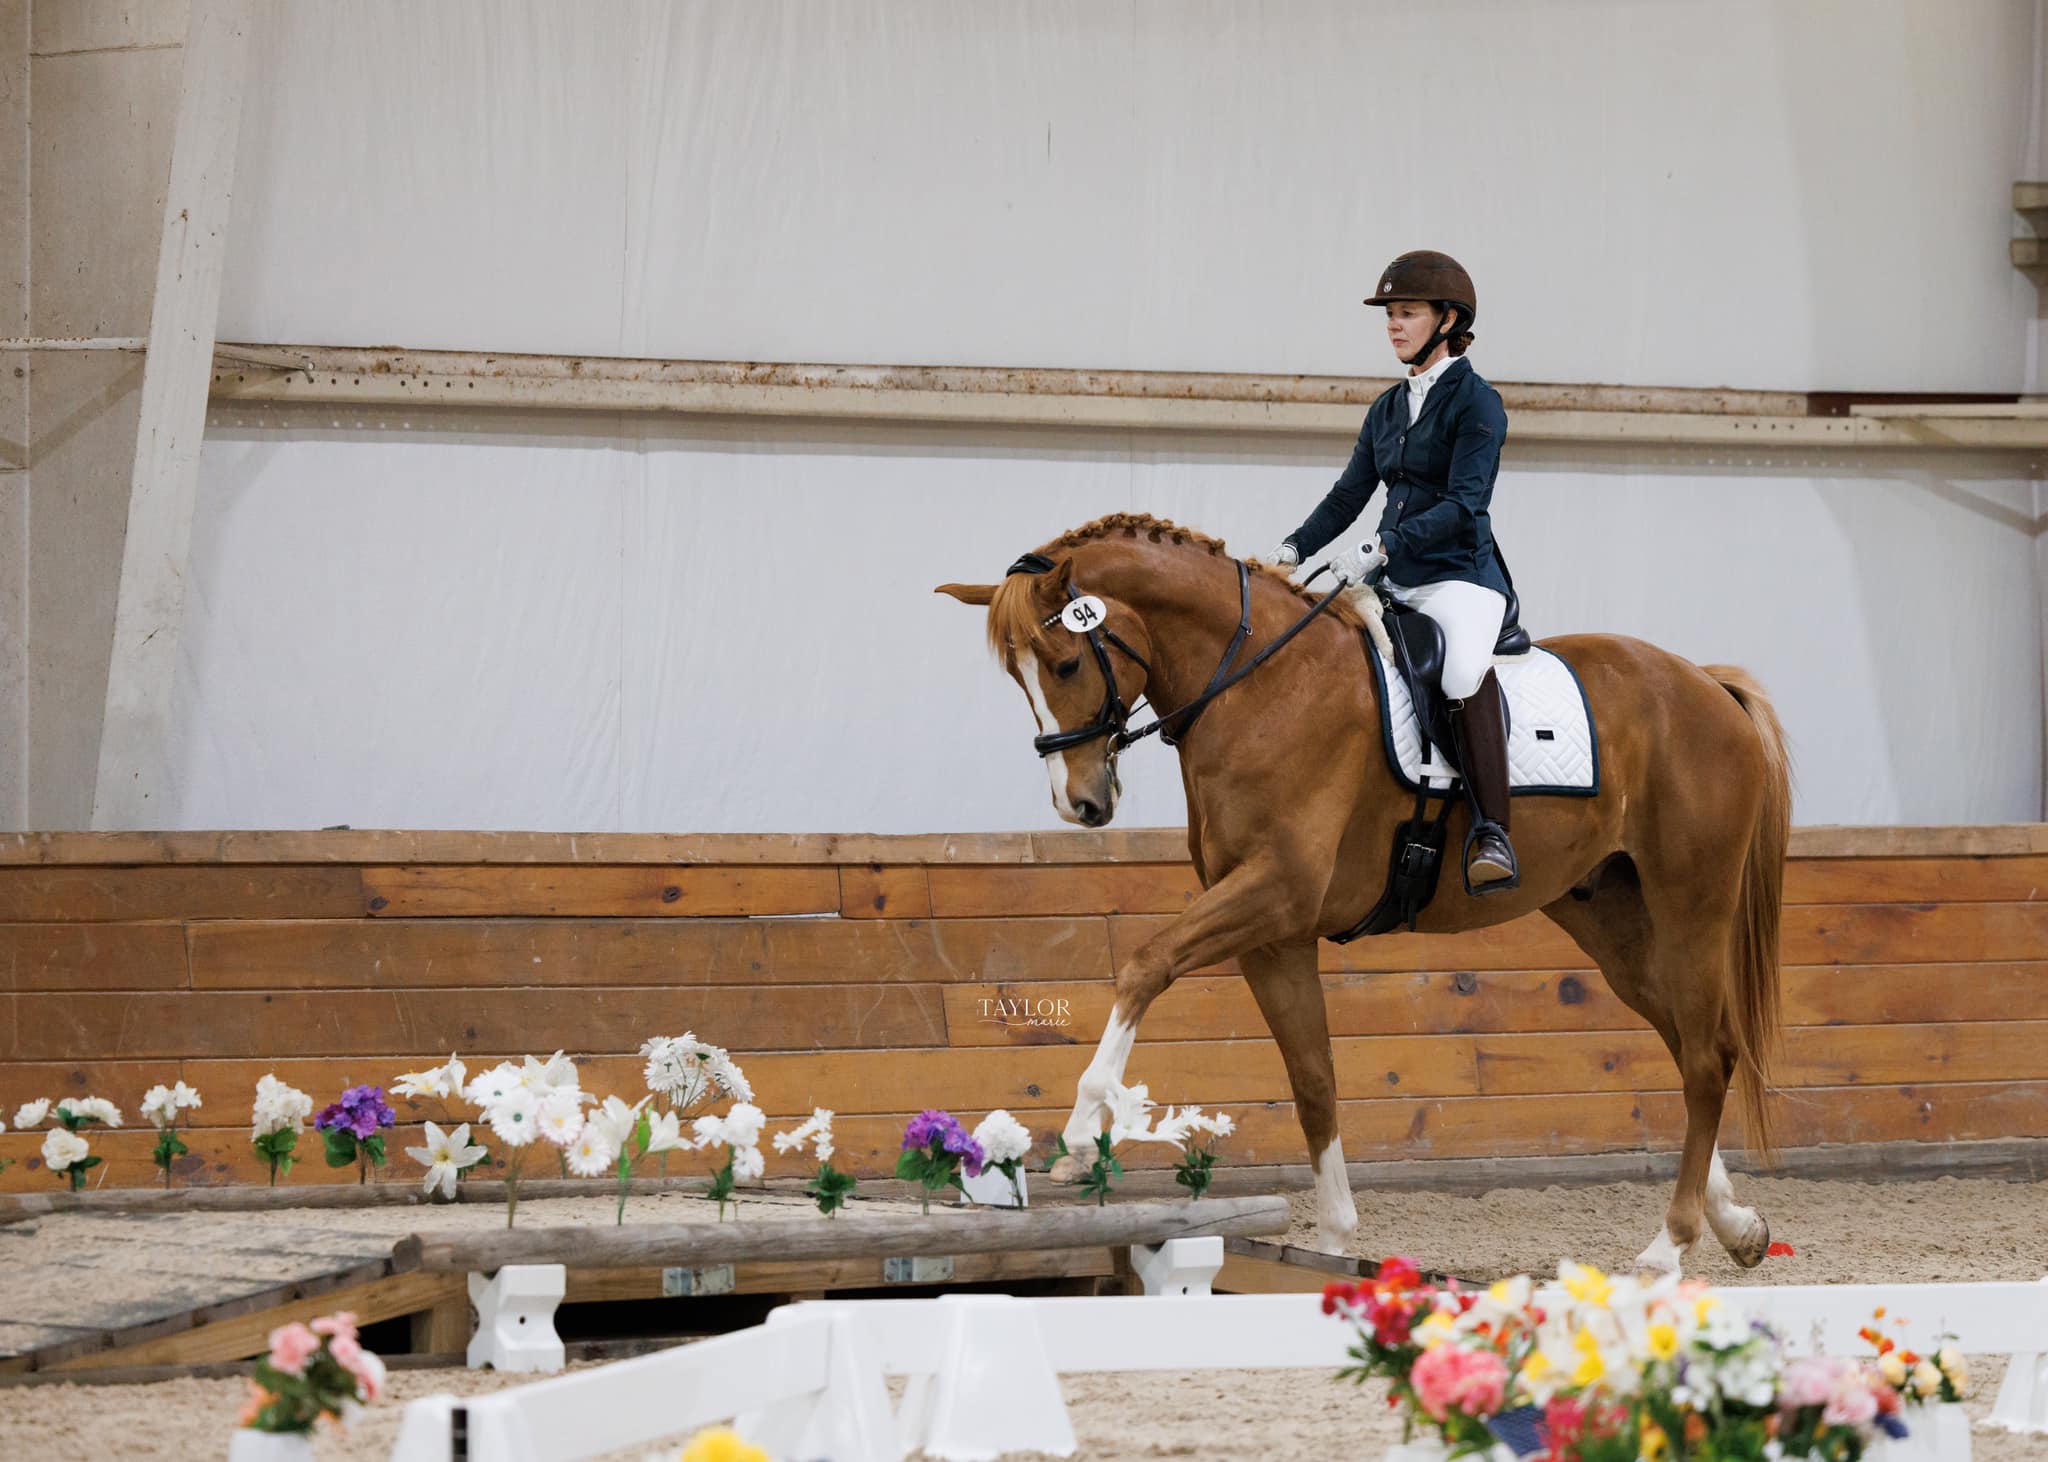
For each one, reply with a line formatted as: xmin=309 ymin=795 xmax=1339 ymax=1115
xmin=1726 ymin=1212 xmax=1771 ymax=1269
xmin=1632 ymin=1228 xmax=1686 ymax=1280
xmin=1315 ymin=1228 xmax=1354 ymax=1258
xmin=1048 ymin=1154 xmax=1085 ymax=1184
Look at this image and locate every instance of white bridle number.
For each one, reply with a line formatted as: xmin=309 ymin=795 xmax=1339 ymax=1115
xmin=1060 ymin=596 xmax=1106 ymax=633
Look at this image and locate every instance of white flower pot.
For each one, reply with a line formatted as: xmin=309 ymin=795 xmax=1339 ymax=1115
xmin=228 ymin=1430 xmax=314 ymax=1462
xmin=1871 ymin=1401 xmax=1971 ymax=1462
xmin=1383 ymin=1438 xmax=1452 ymax=1462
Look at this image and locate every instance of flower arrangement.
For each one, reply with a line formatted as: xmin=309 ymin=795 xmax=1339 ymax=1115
xmin=237 ymin=1310 xmax=385 ymax=1436
xmin=775 ymin=1108 xmax=855 ymax=1216
xmin=462 ymin=1053 xmax=592 ymax=1226
xmin=251 ymin=1075 xmax=315 ymax=1186
xmin=1161 ymin=1106 xmax=1233 ymax=1199
xmin=1861 ymin=1308 xmax=1969 ymax=1407
xmin=16 ymin=1096 xmax=122 ymax=1189
xmin=141 ymin=1081 xmax=203 ymax=1187
xmin=971 ymin=1110 xmax=1033 ymax=1206
xmin=671 ymin=1425 xmax=770 ymax=1462
xmin=642 ymin=1033 xmax=753 ymax=1113
xmin=897 ymin=1109 xmax=984 ymax=1214
xmin=406 ymin=1121 xmax=488 ymax=1200
xmin=1044 ymin=1082 xmax=1191 ymax=1206
xmin=1327 ymin=1258 xmax=1919 ymax=1462
xmin=317 ymin=1085 xmax=396 ymax=1184
xmin=586 ymin=1094 xmax=689 ymax=1225
xmin=691 ymin=1103 xmax=766 ymax=1220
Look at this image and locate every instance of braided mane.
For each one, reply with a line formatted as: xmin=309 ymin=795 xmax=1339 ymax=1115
xmin=985 ymin=512 xmax=1357 ymax=665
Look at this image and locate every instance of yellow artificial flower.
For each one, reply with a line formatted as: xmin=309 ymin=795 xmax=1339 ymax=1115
xmin=1572 ymin=1328 xmax=1606 ymax=1387
xmin=680 ymin=1427 xmax=770 ymax=1462
xmin=1520 ymin=1350 xmax=1555 ymax=1384
xmin=1416 ymin=1310 xmax=1458 ymax=1349
xmin=1562 ymin=1263 xmax=1613 ymax=1309
xmin=1646 ymin=1323 xmax=1679 ymax=1361
xmin=1911 ymin=1361 xmax=1943 ymax=1398
xmin=1938 ymin=1346 xmax=1968 ymax=1392
xmin=1693 ymin=1294 xmax=1720 ymax=1327
xmin=1640 ymin=1419 xmax=1670 ymax=1461
xmin=1878 ymin=1351 xmax=1908 ymax=1386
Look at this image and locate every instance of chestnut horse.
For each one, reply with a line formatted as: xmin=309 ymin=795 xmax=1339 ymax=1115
xmin=938 ymin=513 xmax=1790 ymax=1275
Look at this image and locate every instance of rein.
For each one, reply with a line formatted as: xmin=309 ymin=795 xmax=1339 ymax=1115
xmin=1004 ymin=551 xmax=1348 ymax=761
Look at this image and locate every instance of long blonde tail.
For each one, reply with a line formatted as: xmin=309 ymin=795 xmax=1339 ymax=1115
xmin=1703 ymin=665 xmax=1791 ymax=1161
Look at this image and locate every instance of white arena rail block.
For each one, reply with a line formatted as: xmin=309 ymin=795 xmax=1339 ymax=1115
xmin=1130 ymin=1235 xmax=1225 ymax=1297
xmin=468 ymin=1264 xmax=566 ymax=1373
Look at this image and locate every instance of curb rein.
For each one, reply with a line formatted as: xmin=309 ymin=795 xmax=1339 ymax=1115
xmin=1004 ymin=551 xmax=1349 ymax=775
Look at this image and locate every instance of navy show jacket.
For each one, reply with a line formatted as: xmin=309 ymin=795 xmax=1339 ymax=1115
xmin=1284 ymin=356 xmax=1512 ymax=596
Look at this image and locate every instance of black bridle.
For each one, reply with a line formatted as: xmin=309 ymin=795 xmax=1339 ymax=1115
xmin=1004 ymin=551 xmax=1349 ymax=764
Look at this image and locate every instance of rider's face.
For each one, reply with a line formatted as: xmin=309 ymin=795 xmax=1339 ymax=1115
xmin=1384 ymin=300 xmax=1445 ymax=366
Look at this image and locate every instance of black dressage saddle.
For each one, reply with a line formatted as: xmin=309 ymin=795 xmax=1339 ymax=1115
xmin=1332 ymin=585 xmax=1529 ymax=942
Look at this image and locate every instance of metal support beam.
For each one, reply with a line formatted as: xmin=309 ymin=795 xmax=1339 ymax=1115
xmin=91 ymin=0 xmax=252 ymax=830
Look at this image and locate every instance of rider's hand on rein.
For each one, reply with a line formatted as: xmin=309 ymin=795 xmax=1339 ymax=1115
xmin=1329 ymin=536 xmax=1389 ymax=587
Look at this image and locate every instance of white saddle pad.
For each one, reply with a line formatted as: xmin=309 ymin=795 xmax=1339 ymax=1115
xmin=1371 ymin=645 xmax=1599 ymax=796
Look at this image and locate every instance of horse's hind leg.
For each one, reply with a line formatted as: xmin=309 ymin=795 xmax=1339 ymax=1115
xmin=1241 ymin=941 xmax=1355 ymax=1254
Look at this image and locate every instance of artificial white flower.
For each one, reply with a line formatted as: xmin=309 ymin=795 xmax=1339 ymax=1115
xmin=486 ymin=1093 xmax=538 ymax=1148
xmin=732 ymin=1145 xmax=765 ymax=1182
xmin=520 ymin=1050 xmax=582 ymax=1096
xmin=720 ymin=1102 xmax=765 ymax=1149
xmin=11 ymin=1099 xmax=47 ymax=1129
xmin=464 ymin=1062 xmax=524 ymax=1112
xmin=406 ymin=1121 xmax=487 ymax=1200
xmin=691 ymin=1113 xmax=725 ymax=1148
xmin=56 ymin=1096 xmax=123 ymax=1128
xmin=251 ymin=1075 xmax=313 ymax=1139
xmin=140 ymin=1083 xmax=200 ymax=1128
xmin=773 ymin=1108 xmax=837 ymax=1163
xmin=589 ymin=1094 xmax=650 ymax=1149
xmin=42 ymin=1128 xmax=89 ymax=1172
xmin=1106 ymin=1082 xmax=1180 ymax=1145
xmin=565 ymin=1128 xmax=620 ymax=1178
xmin=640 ymin=1033 xmax=753 ymax=1108
xmin=535 ymin=1091 xmax=586 ymax=1147
xmin=643 ymin=1109 xmax=688 ymax=1155
xmin=971 ymin=1110 xmax=1031 ymax=1166
xmin=393 ymin=1054 xmax=467 ymax=1101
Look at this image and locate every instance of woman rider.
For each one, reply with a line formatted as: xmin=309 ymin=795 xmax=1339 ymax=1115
xmin=1270 ymin=250 xmax=1519 ymax=894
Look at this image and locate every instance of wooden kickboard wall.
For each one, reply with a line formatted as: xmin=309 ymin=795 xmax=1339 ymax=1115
xmin=1 ymin=828 xmax=2043 ymax=1190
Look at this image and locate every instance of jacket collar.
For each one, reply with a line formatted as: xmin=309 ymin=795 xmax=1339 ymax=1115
xmin=1407 ymin=355 xmax=1471 ymax=431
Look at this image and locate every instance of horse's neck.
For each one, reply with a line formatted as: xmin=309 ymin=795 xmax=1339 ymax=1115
xmin=1081 ymin=546 xmax=1252 ymax=720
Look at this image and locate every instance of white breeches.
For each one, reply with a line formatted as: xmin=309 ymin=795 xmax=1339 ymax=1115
xmin=1384 ymin=578 xmax=1508 ymax=699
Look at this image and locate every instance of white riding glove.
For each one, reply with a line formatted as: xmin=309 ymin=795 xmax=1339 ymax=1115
xmin=1269 ymin=542 xmax=1301 ymax=568
xmin=1329 ymin=536 xmax=1389 ymax=586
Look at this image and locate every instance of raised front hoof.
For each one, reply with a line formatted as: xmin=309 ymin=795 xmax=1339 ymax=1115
xmin=1723 ymin=1212 xmax=1771 ymax=1269
xmin=1048 ymin=1153 xmax=1086 ymax=1184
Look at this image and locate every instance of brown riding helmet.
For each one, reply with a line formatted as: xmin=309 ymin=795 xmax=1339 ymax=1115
xmin=1365 ymin=250 xmax=1477 ymax=330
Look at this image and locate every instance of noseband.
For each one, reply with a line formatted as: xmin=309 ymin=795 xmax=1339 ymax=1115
xmin=1004 ymin=550 xmax=1347 ymax=763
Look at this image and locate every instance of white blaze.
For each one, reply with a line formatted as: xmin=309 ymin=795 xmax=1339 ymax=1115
xmin=1017 ymin=650 xmax=1081 ymax=823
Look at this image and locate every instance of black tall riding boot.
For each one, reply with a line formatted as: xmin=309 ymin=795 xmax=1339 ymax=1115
xmin=1449 ymin=669 xmax=1519 ymax=894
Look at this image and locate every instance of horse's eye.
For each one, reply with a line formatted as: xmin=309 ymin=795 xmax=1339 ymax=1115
xmin=1056 ymin=658 xmax=1082 ymax=680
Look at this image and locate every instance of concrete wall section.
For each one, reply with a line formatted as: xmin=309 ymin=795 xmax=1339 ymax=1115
xmin=0 ymin=0 xmax=25 ymax=825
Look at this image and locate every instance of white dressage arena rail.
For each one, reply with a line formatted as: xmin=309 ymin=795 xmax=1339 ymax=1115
xmin=387 ymin=1269 xmax=2048 ymax=1462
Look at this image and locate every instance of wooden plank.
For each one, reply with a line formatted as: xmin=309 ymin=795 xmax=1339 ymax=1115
xmin=1652 ymin=1080 xmax=2048 ymax=1152
xmin=0 ymin=867 xmax=362 ymax=922
xmin=1782 ymin=857 xmax=2048 ymax=905
xmin=0 ymin=1060 xmax=182 ymax=1118
xmin=48 ymin=1271 xmax=463 ymax=1372
xmin=1 ymin=824 xmax=2043 ymax=867
xmin=839 ymin=865 xmax=931 ymax=919
xmin=929 ymin=864 xmax=1202 ymax=918
xmin=1781 ymin=902 xmax=2048 ymax=965
xmin=0 ymin=925 xmax=187 ymax=991
xmin=361 ymin=865 xmax=841 ymax=918
xmin=764 ymin=916 xmax=1113 ymax=985
xmin=394 ymin=1195 xmax=1292 ymax=1272
xmin=188 ymin=919 xmax=768 ymax=990
xmin=3 ymin=984 xmax=948 ymax=1060
xmin=562 ymin=1247 xmax=1115 ymax=1303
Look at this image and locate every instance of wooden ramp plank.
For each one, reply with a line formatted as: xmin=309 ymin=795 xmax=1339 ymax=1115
xmin=0 ymin=867 xmax=362 ymax=922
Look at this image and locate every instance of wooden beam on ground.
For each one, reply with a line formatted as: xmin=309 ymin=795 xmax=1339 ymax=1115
xmin=90 ymin=0 xmax=255 ymax=831
xmin=394 ymin=1195 xmax=1291 ymax=1274
xmin=204 ymin=345 xmax=2048 ymax=452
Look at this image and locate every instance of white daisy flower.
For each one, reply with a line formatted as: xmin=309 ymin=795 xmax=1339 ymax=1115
xmin=406 ymin=1121 xmax=487 ymax=1200
xmin=487 ymin=1096 xmax=538 ymax=1149
xmin=565 ymin=1128 xmax=620 ymax=1178
xmin=535 ymin=1092 xmax=585 ymax=1147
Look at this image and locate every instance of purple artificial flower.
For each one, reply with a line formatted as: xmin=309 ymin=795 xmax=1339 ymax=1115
xmin=942 ymin=1125 xmax=987 ymax=1178
xmin=314 ymin=1102 xmax=349 ymax=1133
xmin=902 ymin=1108 xmax=965 ymax=1151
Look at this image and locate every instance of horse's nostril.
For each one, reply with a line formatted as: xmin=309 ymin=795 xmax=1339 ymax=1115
xmin=1073 ymin=799 xmax=1101 ymax=825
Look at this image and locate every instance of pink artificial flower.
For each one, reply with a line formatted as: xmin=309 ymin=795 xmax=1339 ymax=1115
xmin=1823 ymin=1376 xmax=1880 ymax=1427
xmin=1412 ymin=1344 xmax=1509 ymax=1422
xmin=329 ymin=1332 xmax=386 ymax=1401
xmin=1779 ymin=1356 xmax=1842 ymax=1409
xmin=311 ymin=1310 xmax=358 ymax=1341
xmin=267 ymin=1322 xmax=321 ymax=1377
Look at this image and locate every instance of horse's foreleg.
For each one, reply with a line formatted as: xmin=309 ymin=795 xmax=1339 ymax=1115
xmin=1052 ymin=860 xmax=1311 ymax=1180
xmin=1241 ymin=942 xmax=1354 ymax=1254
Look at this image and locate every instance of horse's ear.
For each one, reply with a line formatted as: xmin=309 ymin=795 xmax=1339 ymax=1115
xmin=1050 ymin=558 xmax=1073 ymax=592
xmin=935 ymin=583 xmax=997 ymax=605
